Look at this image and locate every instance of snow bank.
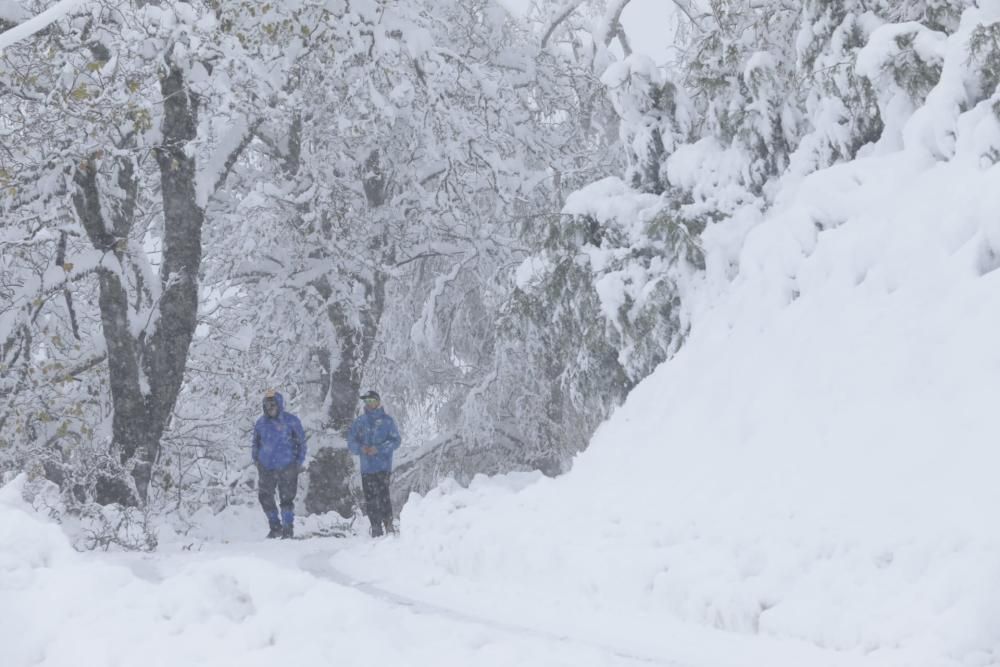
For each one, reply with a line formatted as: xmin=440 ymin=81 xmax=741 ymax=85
xmin=333 ymin=60 xmax=1000 ymax=667
xmin=2 ymin=480 xmax=334 ymax=667
xmin=1 ymin=476 xmax=628 ymax=667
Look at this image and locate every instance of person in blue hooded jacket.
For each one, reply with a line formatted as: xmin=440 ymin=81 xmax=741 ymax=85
xmin=252 ymin=389 xmax=307 ymax=538
xmin=347 ymin=390 xmax=401 ymax=536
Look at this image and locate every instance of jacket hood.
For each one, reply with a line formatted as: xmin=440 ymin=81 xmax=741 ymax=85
xmin=262 ymin=391 xmax=284 ymax=416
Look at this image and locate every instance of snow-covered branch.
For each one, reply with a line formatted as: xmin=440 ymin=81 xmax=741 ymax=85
xmin=541 ymin=1 xmax=585 ymax=49
xmin=0 ymin=0 xmax=85 ymax=51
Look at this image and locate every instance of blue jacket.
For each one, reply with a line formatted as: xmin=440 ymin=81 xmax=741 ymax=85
xmin=347 ymin=407 xmax=401 ymax=474
xmin=252 ymin=392 xmax=307 ymax=470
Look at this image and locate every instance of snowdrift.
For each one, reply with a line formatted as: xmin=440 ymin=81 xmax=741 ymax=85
xmin=1 ymin=477 xmax=347 ymax=666
xmin=335 ymin=38 xmax=1000 ymax=667
xmin=2 ymin=476 xmax=617 ymax=667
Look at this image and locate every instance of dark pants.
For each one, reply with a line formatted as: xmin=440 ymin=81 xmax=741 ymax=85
xmin=361 ymin=471 xmax=393 ymax=535
xmin=258 ymin=464 xmax=299 ymax=526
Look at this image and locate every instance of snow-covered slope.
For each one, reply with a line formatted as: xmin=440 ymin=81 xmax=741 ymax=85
xmin=331 ymin=49 xmax=1000 ymax=667
xmin=4 ymin=104 xmax=997 ymax=667
xmin=1 ymin=477 xmax=663 ymax=667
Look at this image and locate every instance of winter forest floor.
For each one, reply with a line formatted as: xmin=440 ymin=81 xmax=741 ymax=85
xmin=56 ymin=533 xmax=892 ymax=667
xmin=1 ymin=478 xmax=934 ymax=667
xmin=8 ymin=144 xmax=1000 ymax=667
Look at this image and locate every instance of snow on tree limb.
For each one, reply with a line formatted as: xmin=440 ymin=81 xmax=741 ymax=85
xmin=669 ymin=0 xmax=705 ymax=30
xmin=196 ymin=115 xmax=257 ymax=207
xmin=541 ymin=1 xmax=585 ymax=49
xmin=595 ymin=0 xmax=632 ymax=49
xmin=0 ymin=0 xmax=85 ymax=52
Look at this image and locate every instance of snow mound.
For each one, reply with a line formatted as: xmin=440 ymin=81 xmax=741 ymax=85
xmin=0 ymin=476 xmax=75 ymax=574
xmin=2 ymin=475 xmax=625 ymax=667
xmin=339 ymin=78 xmax=1000 ymax=667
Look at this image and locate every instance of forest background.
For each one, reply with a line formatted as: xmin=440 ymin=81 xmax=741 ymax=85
xmin=2 ymin=0 xmax=989 ymax=542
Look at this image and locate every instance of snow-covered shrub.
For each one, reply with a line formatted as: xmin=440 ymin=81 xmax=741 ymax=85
xmin=71 ymin=503 xmax=158 ymax=552
xmin=856 ymin=22 xmax=947 ymax=145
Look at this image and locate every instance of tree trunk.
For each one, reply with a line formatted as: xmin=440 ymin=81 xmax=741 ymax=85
xmin=324 ymin=301 xmax=373 ymax=431
xmin=74 ymin=158 xmax=148 ymax=505
xmin=310 ymin=151 xmax=389 ymax=431
xmin=73 ymin=65 xmax=204 ymax=505
xmin=142 ymin=64 xmax=205 ymax=500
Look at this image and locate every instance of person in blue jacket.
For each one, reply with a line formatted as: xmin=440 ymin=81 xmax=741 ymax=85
xmin=252 ymin=389 xmax=307 ymax=539
xmin=347 ymin=390 xmax=401 ymax=536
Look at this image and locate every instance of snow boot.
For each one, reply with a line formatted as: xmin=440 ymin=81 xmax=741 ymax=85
xmin=383 ymin=518 xmax=396 ymax=535
xmin=280 ymin=510 xmax=294 ymax=539
xmin=370 ymin=520 xmax=384 ymax=538
xmin=265 ymin=512 xmax=281 ymax=539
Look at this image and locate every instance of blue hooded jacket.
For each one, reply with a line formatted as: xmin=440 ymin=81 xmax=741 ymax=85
xmin=252 ymin=392 xmax=307 ymax=470
xmin=347 ymin=406 xmax=401 ymax=474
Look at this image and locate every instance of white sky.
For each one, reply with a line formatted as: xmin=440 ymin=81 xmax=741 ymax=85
xmin=619 ymin=0 xmax=680 ymax=63
xmin=499 ymin=0 xmax=681 ymax=64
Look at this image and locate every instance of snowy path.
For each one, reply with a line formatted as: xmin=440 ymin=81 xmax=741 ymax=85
xmin=114 ymin=535 xmax=885 ymax=667
xmin=68 ymin=535 xmax=672 ymax=667
xmin=4 ymin=489 xmax=910 ymax=667
xmin=5 ymin=487 xmax=670 ymax=667
xmin=0 ymin=470 xmax=910 ymax=667
xmin=298 ymin=548 xmax=674 ymax=666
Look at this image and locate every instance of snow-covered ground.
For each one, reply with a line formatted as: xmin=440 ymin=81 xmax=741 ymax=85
xmin=6 ymin=139 xmax=1000 ymax=666
xmin=6 ymin=9 xmax=1000 ymax=666
xmin=1 ymin=476 xmax=867 ymax=667
xmin=0 ymin=474 xmax=912 ymax=667
xmin=331 ymin=135 xmax=1000 ymax=664
xmin=7 ymin=141 xmax=1000 ymax=667
xmin=1 ymin=478 xmax=654 ymax=667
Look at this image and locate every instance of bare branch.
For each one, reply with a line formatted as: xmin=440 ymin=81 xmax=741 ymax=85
xmin=0 ymin=0 xmax=84 ymax=51
xmin=55 ymin=231 xmax=82 ymax=340
xmin=601 ymin=0 xmax=632 ymax=48
xmin=394 ymin=250 xmax=468 ymax=268
xmin=212 ymin=117 xmax=264 ymax=197
xmin=669 ymin=0 xmax=706 ymax=31
xmin=617 ymin=25 xmax=633 ymax=56
xmin=541 ymin=1 xmax=585 ymax=49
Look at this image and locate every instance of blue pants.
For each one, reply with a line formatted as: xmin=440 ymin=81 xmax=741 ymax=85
xmin=258 ymin=464 xmax=299 ymax=526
